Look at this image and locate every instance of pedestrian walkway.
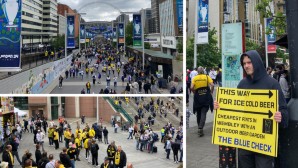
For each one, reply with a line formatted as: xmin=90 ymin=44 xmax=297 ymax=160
xmin=3 ymin=118 xmax=180 ymax=168
xmin=186 ymin=87 xmax=219 ymax=168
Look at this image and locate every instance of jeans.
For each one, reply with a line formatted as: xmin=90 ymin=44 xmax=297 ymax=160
xmin=179 ymin=149 xmax=183 ymax=162
xmin=92 ymin=153 xmax=98 ymax=165
xmin=71 ymin=159 xmax=75 ymax=168
xmin=127 ymin=132 xmax=133 ymax=139
xmin=12 ymin=151 xmax=22 ymax=164
xmin=166 ymin=149 xmax=171 ymax=159
xmin=194 ymin=106 xmax=209 ymax=129
xmin=65 ymin=139 xmax=69 ymax=148
xmin=238 ymin=149 xmax=274 ymax=168
xmin=104 ymin=136 xmax=108 ymax=144
xmin=136 ymin=140 xmax=140 ymax=150
xmin=49 ymin=137 xmax=53 ymax=145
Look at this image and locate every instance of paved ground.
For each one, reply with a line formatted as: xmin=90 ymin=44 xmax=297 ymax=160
xmin=50 ymin=55 xmax=182 ymax=94
xmin=186 ymin=86 xmax=218 ymax=168
xmin=3 ymin=118 xmax=182 ymax=168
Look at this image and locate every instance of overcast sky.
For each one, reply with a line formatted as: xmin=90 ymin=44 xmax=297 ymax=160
xmin=58 ymin=0 xmax=151 ymax=21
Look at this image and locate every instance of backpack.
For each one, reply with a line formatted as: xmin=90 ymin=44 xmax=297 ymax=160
xmin=152 ymin=133 xmax=159 ymax=142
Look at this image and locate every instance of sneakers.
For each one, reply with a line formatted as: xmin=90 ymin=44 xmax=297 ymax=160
xmin=198 ymin=129 xmax=204 ymax=137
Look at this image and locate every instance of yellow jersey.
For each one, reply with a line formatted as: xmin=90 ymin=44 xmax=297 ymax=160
xmin=191 ymin=74 xmax=213 ymax=90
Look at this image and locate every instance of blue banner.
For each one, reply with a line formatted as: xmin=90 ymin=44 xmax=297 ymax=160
xmin=118 ymin=23 xmax=125 ymax=49
xmin=0 ymin=0 xmax=22 ymax=71
xmin=266 ymin=18 xmax=276 ymax=53
xmin=176 ymin=0 xmax=183 ymax=32
xmin=113 ymin=27 xmax=117 ymax=38
xmin=118 ymin=23 xmax=124 ymax=38
xmin=133 ymin=14 xmax=142 ymax=47
xmin=197 ymin=0 xmax=209 ymax=44
xmin=67 ymin=15 xmax=75 ymax=48
xmin=80 ymin=24 xmax=85 ymax=43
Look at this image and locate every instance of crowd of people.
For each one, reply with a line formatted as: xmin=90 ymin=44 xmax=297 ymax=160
xmin=57 ymin=39 xmax=181 ymax=94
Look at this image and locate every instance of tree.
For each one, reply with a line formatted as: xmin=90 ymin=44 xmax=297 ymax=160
xmin=176 ymin=37 xmax=183 ymax=53
xmin=125 ymin=21 xmax=133 ymax=46
xmin=186 ymin=27 xmax=221 ymax=69
xmin=144 ymin=42 xmax=150 ymax=49
xmin=50 ymin=34 xmax=65 ymax=51
xmin=256 ymin=0 xmax=287 ymax=36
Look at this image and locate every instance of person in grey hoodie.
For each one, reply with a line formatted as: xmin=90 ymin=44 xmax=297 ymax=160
xmin=214 ymin=50 xmax=288 ymax=168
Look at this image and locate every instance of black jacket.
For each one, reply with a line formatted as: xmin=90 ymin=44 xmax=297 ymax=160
xmin=2 ymin=150 xmax=13 ymax=168
xmin=107 ymin=145 xmax=116 ymax=159
xmin=60 ymin=153 xmax=72 ymax=167
xmin=238 ymin=50 xmax=289 ymax=128
xmin=103 ymin=128 xmax=108 ymax=136
xmin=35 ymin=149 xmax=42 ymax=164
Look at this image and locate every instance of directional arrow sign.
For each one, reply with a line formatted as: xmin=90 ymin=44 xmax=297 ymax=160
xmin=220 ymin=108 xmax=273 ymax=118
xmin=251 ymin=90 xmax=273 ymax=98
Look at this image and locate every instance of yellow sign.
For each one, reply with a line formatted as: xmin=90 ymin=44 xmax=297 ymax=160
xmin=212 ymin=87 xmax=278 ymax=157
xmin=86 ymin=39 xmax=90 ymax=43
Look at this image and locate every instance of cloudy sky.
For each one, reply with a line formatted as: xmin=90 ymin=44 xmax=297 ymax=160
xmin=58 ymin=0 xmax=151 ymax=21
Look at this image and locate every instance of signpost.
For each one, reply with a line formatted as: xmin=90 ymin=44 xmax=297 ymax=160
xmin=212 ymin=87 xmax=279 ymax=157
xmin=66 ymin=15 xmax=75 ymax=49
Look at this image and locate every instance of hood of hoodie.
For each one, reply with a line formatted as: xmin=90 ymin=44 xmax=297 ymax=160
xmin=240 ymin=50 xmax=267 ymax=82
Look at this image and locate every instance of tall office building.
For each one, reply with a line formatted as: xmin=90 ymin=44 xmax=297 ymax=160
xmin=151 ymin=0 xmax=160 ymax=33
xmin=21 ymin=0 xmax=44 ymax=47
xmin=140 ymin=8 xmax=152 ymax=34
xmin=42 ymin=0 xmax=58 ymax=39
xmin=159 ymin=0 xmax=182 ymax=56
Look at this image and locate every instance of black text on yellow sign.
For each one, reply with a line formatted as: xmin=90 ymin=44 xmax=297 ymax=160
xmin=212 ymin=87 xmax=278 ymax=157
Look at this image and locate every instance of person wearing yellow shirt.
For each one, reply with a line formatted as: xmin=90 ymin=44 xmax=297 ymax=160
xmin=64 ymin=128 xmax=71 ymax=148
xmin=75 ymin=127 xmax=82 ymax=138
xmin=54 ymin=128 xmax=59 ymax=149
xmin=75 ymin=134 xmax=82 ymax=161
xmin=89 ymin=127 xmax=95 ymax=138
xmin=48 ymin=127 xmax=54 ymax=146
xmin=84 ymin=135 xmax=91 ymax=160
xmin=190 ymin=66 xmax=214 ymax=137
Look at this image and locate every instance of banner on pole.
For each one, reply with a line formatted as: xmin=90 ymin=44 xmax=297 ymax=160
xmin=197 ymin=0 xmax=209 ymax=44
xmin=212 ymin=87 xmax=279 ymax=157
xmin=80 ymin=24 xmax=85 ymax=43
xmin=0 ymin=0 xmax=22 ymax=71
xmin=176 ymin=0 xmax=183 ymax=33
xmin=118 ymin=23 xmax=124 ymax=48
xmin=67 ymin=15 xmax=75 ymax=48
xmin=133 ymin=14 xmax=142 ymax=47
xmin=266 ymin=18 xmax=276 ymax=53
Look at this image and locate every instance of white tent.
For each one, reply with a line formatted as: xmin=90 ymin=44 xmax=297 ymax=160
xmin=14 ymin=107 xmax=27 ymax=117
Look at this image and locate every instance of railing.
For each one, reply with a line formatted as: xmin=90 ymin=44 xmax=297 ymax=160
xmin=104 ymin=97 xmax=133 ymax=125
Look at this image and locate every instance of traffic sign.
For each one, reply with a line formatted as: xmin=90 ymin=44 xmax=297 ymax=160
xmin=212 ymin=87 xmax=279 ymax=157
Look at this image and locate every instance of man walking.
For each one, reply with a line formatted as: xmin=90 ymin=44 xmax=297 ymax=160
xmin=191 ymin=66 xmax=214 ymax=137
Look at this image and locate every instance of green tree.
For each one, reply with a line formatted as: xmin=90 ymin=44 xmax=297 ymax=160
xmin=245 ymin=39 xmax=261 ymax=51
xmin=50 ymin=34 xmax=65 ymax=51
xmin=125 ymin=21 xmax=133 ymax=46
xmin=176 ymin=37 xmax=183 ymax=53
xmin=186 ymin=28 xmax=221 ymax=69
xmin=256 ymin=0 xmax=287 ymax=36
xmin=144 ymin=42 xmax=150 ymax=49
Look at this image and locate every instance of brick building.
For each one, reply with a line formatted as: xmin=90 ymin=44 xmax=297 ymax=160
xmin=57 ymin=3 xmax=80 ymax=39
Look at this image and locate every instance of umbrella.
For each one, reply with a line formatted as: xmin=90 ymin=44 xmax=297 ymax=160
xmin=273 ymin=34 xmax=288 ymax=48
